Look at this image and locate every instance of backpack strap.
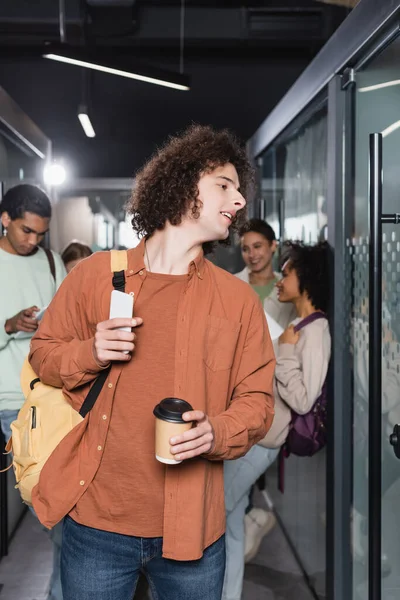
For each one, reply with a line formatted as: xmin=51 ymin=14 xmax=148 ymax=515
xmin=79 ymin=368 xmax=110 ymax=418
xmin=44 ymin=248 xmax=56 ymax=282
xmin=78 ymin=249 xmax=129 ymax=418
xmin=294 ymin=312 xmax=327 ymax=333
xmin=111 ymin=249 xmax=128 ymax=293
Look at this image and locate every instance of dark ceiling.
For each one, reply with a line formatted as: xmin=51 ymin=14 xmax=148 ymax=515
xmin=0 ymin=0 xmax=352 ymax=178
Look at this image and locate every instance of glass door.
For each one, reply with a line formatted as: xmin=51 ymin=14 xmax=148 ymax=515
xmin=351 ymin=34 xmax=400 ymax=600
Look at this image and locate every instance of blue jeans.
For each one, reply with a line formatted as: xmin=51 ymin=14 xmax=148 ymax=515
xmin=222 ymin=444 xmax=279 ymax=600
xmin=0 ymin=409 xmax=18 ymax=441
xmin=0 ymin=408 xmax=63 ymax=600
xmin=61 ymin=516 xmax=225 ymax=600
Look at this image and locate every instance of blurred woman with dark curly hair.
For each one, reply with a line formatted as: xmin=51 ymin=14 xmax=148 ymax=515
xmin=30 ymin=124 xmax=276 ymax=600
xmin=223 ymin=240 xmax=331 ymax=600
xmin=264 ymin=240 xmax=331 ymax=444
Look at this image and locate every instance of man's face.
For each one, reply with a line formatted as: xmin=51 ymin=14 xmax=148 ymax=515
xmin=189 ymin=163 xmax=246 ymax=242
xmin=1 ymin=211 xmax=50 ymax=256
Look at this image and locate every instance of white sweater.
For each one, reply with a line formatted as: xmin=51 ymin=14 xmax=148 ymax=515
xmin=234 ymin=266 xmax=296 ymax=330
xmin=260 ymin=316 xmax=331 ymax=448
xmin=0 ymin=247 xmax=66 ymax=410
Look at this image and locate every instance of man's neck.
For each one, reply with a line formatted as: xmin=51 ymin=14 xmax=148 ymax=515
xmin=0 ymin=236 xmax=18 ymax=255
xmin=145 ymin=226 xmax=203 ymax=275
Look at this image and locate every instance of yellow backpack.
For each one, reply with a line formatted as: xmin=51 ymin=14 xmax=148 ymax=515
xmin=4 ymin=250 xmax=128 ymax=505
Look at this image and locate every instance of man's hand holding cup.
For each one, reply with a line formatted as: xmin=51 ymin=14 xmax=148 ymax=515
xmin=170 ymin=411 xmax=215 ymax=461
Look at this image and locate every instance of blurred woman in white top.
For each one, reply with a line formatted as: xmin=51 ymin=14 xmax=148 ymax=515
xmin=235 ymin=219 xmax=295 ymax=329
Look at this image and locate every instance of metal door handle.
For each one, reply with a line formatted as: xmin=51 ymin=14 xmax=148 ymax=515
xmin=368 ymin=132 xmax=383 ymax=600
xmin=389 ymin=424 xmax=400 ymax=459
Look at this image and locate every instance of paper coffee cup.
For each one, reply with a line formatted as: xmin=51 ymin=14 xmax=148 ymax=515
xmin=153 ymin=398 xmax=193 ymax=465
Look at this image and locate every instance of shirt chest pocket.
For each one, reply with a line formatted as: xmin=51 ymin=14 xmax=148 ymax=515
xmin=203 ymin=315 xmax=241 ymax=372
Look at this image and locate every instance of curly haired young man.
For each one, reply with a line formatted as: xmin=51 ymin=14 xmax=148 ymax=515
xmin=29 ymin=125 xmax=275 ymax=600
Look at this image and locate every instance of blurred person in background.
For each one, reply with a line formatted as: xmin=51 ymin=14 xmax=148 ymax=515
xmin=351 ymin=269 xmax=400 ymax=576
xmin=0 ymin=184 xmax=65 ymax=440
xmin=223 ymin=240 xmax=330 ymax=600
xmin=230 ymin=218 xmax=294 ymax=580
xmin=61 ymin=241 xmax=92 ymax=273
xmin=0 ymin=184 xmax=66 ymax=600
xmin=235 ymin=219 xmax=278 ymax=304
xmin=235 ymin=219 xmax=295 ymax=329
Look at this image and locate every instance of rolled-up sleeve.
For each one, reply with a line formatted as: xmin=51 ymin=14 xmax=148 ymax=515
xmin=207 ymin=297 xmax=275 ymax=460
xmin=29 ymin=263 xmax=105 ymax=392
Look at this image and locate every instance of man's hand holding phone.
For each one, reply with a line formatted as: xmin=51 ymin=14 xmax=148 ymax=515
xmin=93 ymin=317 xmax=143 ymax=367
xmin=5 ymin=306 xmax=40 ymax=335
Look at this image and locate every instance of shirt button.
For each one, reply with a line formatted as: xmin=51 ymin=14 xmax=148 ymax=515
xmin=80 ymin=480 xmax=85 ymax=486
xmin=107 ymin=383 xmax=113 ymax=389
xmin=97 ymin=445 xmax=102 ymax=451
xmin=129 ymin=270 xmax=134 ymax=274
xmin=139 ymin=270 xmax=144 ymax=276
xmin=102 ymin=414 xmax=107 ymax=420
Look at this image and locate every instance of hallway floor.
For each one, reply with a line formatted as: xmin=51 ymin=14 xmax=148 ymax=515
xmin=0 ymin=509 xmax=316 ymax=600
xmin=242 ymin=521 xmax=316 ymax=600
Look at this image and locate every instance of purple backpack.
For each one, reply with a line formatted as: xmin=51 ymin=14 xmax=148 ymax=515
xmin=284 ymin=312 xmax=328 ymax=457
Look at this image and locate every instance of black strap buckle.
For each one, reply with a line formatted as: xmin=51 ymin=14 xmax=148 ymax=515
xmin=112 ymin=270 xmax=126 ymax=293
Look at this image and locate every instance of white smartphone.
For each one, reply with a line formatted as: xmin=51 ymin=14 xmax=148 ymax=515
xmin=33 ymin=305 xmax=48 ymax=322
xmin=109 ymin=290 xmax=134 ymax=353
xmin=14 ymin=305 xmax=48 ymax=339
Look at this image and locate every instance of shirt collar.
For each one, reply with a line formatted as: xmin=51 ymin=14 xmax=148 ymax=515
xmin=126 ymin=237 xmax=205 ymax=280
xmin=188 ymin=248 xmax=204 ymax=280
xmin=126 ymin=238 xmax=146 ymax=277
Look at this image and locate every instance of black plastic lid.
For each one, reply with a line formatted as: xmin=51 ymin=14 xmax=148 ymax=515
xmin=153 ymin=398 xmax=193 ymax=423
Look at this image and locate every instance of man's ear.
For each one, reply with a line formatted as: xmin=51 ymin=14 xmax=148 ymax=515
xmin=271 ymin=240 xmax=278 ymax=253
xmin=1 ymin=211 xmax=11 ymax=229
xmin=187 ymin=197 xmax=203 ymax=219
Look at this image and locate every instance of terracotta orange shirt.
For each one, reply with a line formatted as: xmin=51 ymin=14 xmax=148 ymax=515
xmin=70 ymin=272 xmax=185 ymax=535
xmin=29 ymin=239 xmax=275 ymax=560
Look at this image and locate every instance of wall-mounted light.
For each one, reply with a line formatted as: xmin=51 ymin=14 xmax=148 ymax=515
xmin=42 ymin=45 xmax=190 ymax=91
xmin=43 ymin=163 xmax=67 ymax=186
xmin=78 ymin=105 xmax=96 ymax=138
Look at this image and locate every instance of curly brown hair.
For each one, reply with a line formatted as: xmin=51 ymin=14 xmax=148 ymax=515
xmin=126 ymin=124 xmax=254 ymax=254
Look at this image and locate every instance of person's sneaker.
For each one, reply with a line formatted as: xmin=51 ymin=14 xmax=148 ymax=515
xmin=351 ymin=508 xmax=391 ymax=578
xmin=244 ymin=508 xmax=276 ymax=563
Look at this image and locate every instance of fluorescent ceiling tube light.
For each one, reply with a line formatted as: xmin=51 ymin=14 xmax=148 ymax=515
xmin=78 ymin=106 xmax=96 ymax=138
xmin=382 ymin=120 xmax=400 ymax=138
xmin=359 ymin=79 xmax=400 ymax=92
xmin=42 ymin=46 xmax=190 ymax=91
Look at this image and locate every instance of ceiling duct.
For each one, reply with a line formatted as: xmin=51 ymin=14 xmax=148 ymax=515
xmin=248 ymin=8 xmax=323 ymax=41
xmin=86 ymin=1 xmax=136 ymax=5
xmin=315 ymin=0 xmax=359 ymax=7
xmin=84 ymin=0 xmax=138 ymax=40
